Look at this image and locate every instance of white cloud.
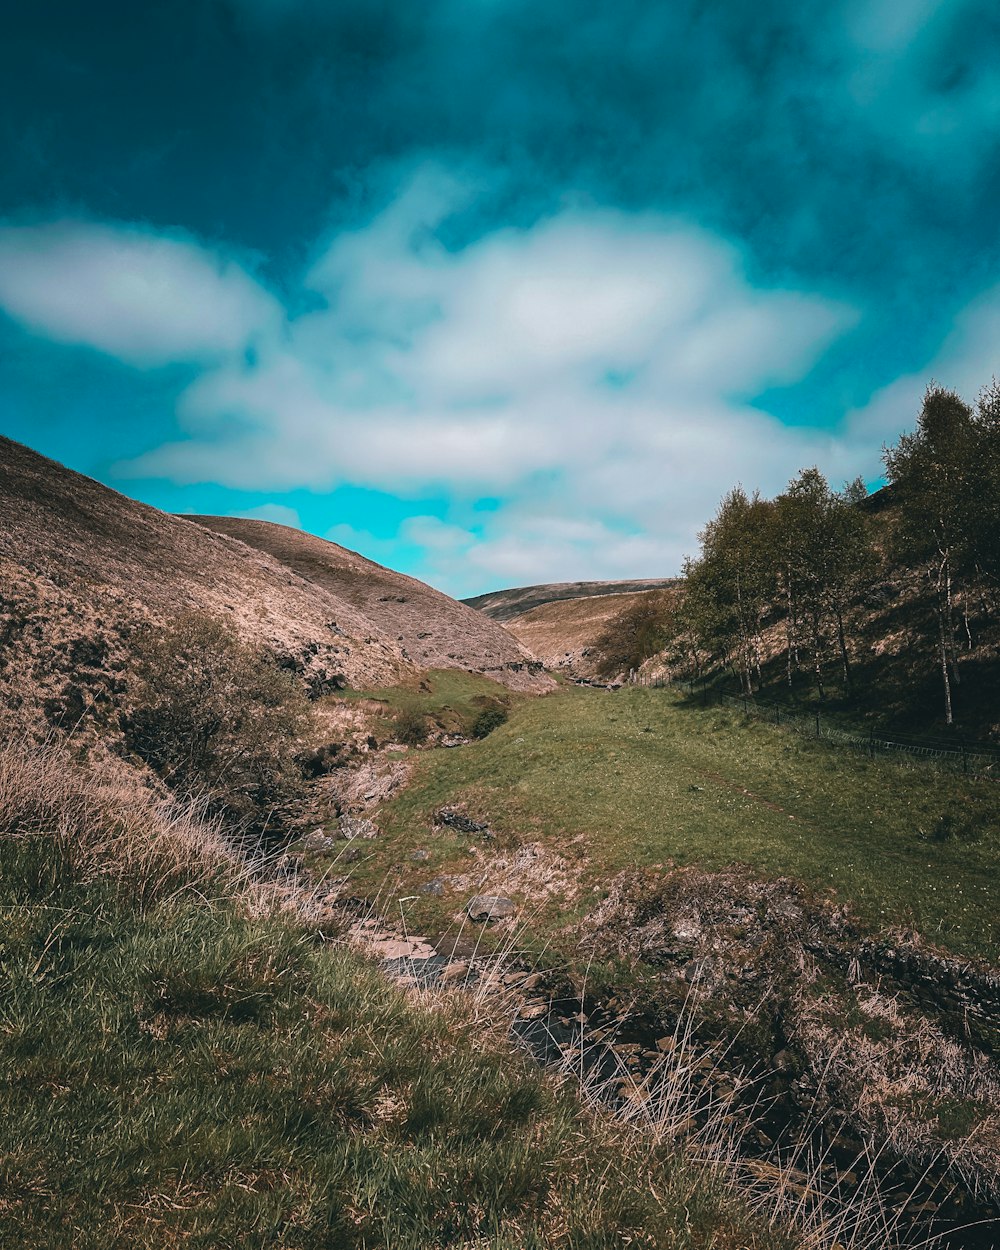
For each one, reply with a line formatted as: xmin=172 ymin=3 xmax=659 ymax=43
xmin=234 ymin=502 xmax=302 ymax=527
xmin=4 ymin=173 xmax=869 ymax=591
xmin=122 ymin=180 xmax=855 ymax=507
xmin=846 ymin=284 xmax=1000 ymax=452
xmin=0 ymin=221 xmax=282 ymax=367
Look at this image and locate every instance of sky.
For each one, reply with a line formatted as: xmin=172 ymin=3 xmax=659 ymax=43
xmin=2 ymin=0 xmax=1000 ymax=597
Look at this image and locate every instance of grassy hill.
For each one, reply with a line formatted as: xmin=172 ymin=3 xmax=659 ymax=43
xmin=192 ymin=515 xmax=551 ymax=693
xmin=502 ymin=588 xmax=682 ymax=678
xmin=340 ymin=682 xmax=1000 ymax=963
xmin=463 ymin=578 xmax=680 ymax=622
xmin=5 ymin=434 xmax=999 ymax=1246
xmin=0 ymin=437 xmax=550 ymax=742
xmin=315 ymin=681 xmax=1000 ymax=1240
xmin=0 ymin=735 xmax=794 ymax=1250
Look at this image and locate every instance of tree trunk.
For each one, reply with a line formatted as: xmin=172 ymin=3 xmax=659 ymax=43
xmin=810 ymin=611 xmax=825 ymax=701
xmin=944 ymin=559 xmax=960 ymax=685
xmin=937 ymin=597 xmax=954 ymax=726
xmin=834 ymin=600 xmax=851 ymax=692
xmin=785 ymin=571 xmax=795 ymax=687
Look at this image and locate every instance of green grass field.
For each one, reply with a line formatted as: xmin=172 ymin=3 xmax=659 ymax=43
xmin=343 ymin=684 xmax=1000 ymax=962
xmin=339 ymin=667 xmax=513 ymax=740
xmin=0 ymin=739 xmax=792 ymax=1250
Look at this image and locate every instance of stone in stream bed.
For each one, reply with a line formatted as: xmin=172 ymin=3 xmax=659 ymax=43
xmin=466 ymin=894 xmax=516 ymax=922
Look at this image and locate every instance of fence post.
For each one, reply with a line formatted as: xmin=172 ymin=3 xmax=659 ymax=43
xmin=815 ymin=710 xmax=820 ymax=738
xmin=962 ymin=739 xmax=968 ymax=775
xmin=868 ymin=725 xmax=875 ymax=759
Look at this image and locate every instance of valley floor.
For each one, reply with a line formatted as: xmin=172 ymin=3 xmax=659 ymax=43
xmin=340 ymin=682 xmax=1000 ymax=964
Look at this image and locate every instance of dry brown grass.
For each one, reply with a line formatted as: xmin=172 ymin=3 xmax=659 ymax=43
xmin=0 ymin=733 xmax=241 ymax=904
xmin=191 ymin=515 xmax=554 ymax=693
xmin=506 ymin=588 xmax=682 ymax=677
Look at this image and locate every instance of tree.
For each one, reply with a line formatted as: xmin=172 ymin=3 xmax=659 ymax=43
xmin=883 ymin=384 xmax=976 ymax=724
xmin=773 ymin=468 xmax=875 ymax=697
xmin=682 ymin=488 xmax=776 ymax=695
xmin=593 ymin=591 xmax=676 ymax=680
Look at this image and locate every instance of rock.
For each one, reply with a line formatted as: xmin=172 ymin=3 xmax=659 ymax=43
xmin=421 ymin=878 xmax=444 ymax=896
xmin=466 ymin=894 xmax=516 ymax=922
xmin=339 ymin=815 xmax=379 ymax=841
xmin=301 ymin=829 xmax=335 ymax=852
xmin=436 ymin=808 xmax=490 ymax=835
xmin=341 ymin=847 xmax=361 ymax=863
xmin=376 ymin=937 xmax=437 ymax=961
xmin=518 ymin=1001 xmax=549 ymax=1020
xmin=411 ymin=849 xmax=430 ymax=861
xmin=439 ymin=961 xmax=469 ymax=984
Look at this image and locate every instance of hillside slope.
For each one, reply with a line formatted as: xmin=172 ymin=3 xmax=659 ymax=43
xmin=191 ymin=516 xmax=552 ymax=692
xmin=504 ymin=589 xmax=679 ymax=677
xmin=463 ymin=577 xmax=680 ymax=622
xmin=0 ymin=438 xmax=403 ymax=728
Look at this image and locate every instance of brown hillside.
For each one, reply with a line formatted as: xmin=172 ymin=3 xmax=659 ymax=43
xmin=506 ymin=589 xmax=680 ymax=678
xmin=463 ymin=578 xmax=680 ymax=622
xmin=188 ymin=517 xmax=552 ymax=693
xmin=0 ymin=437 xmax=410 ymax=729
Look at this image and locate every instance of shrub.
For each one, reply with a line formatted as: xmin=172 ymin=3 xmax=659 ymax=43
xmin=394 ymin=706 xmax=429 ymax=746
xmin=593 ymin=591 xmax=676 ymax=680
xmin=471 ymin=704 xmax=508 ymax=739
xmin=123 ymin=612 xmax=310 ymax=829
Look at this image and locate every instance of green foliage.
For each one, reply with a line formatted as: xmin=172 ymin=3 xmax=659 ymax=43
xmin=681 ymin=488 xmax=776 ymax=693
xmin=394 ymin=705 xmax=429 ymax=746
xmin=471 ymin=703 xmax=508 ymax=738
xmin=124 ymin=612 xmax=310 ymax=828
xmin=882 ymin=381 xmax=1000 ymax=722
xmin=0 ymin=785 xmax=788 ymax=1250
xmin=358 ymin=684 xmax=1000 ymax=963
xmin=592 ymin=591 xmax=676 ymax=679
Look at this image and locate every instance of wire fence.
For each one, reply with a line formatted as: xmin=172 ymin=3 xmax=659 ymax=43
xmin=635 ymin=675 xmax=1000 ymax=780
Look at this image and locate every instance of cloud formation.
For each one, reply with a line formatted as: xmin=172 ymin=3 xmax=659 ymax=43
xmin=2 ymin=161 xmax=996 ymax=595
xmin=82 ymin=170 xmax=856 ymax=588
xmin=0 ymin=222 xmax=281 ymax=367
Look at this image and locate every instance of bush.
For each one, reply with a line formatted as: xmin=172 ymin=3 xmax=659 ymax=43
xmin=123 ymin=612 xmax=310 ymax=830
xmin=394 ymin=706 xmax=429 ymax=746
xmin=471 ymin=704 xmax=508 ymax=739
xmin=593 ymin=592 xmax=675 ymax=679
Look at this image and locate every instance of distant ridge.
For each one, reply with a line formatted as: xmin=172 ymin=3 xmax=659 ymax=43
xmin=463 ymin=578 xmax=681 ymax=623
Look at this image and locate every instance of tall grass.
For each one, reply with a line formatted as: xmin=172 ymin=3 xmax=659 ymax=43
xmin=0 ymin=735 xmax=801 ymax=1249
xmin=0 ymin=734 xmax=239 ymax=905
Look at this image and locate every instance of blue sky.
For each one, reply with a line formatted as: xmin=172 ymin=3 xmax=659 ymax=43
xmin=2 ymin=0 xmax=1000 ymax=596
